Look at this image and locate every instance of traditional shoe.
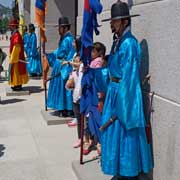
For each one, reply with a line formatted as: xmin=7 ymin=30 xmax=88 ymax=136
xmin=83 ymin=142 xmax=96 ymax=155
xmin=111 ymin=176 xmax=125 ymax=180
xmin=73 ymin=139 xmax=81 ymax=148
xmin=68 ymin=118 xmax=77 ymax=127
xmin=11 ymin=86 xmax=22 ymax=91
xmin=67 ymin=110 xmax=74 ymax=117
xmin=50 ymin=110 xmax=61 ymax=116
xmin=83 ymin=148 xmax=90 ymax=155
xmin=83 ymin=142 xmax=91 ymax=155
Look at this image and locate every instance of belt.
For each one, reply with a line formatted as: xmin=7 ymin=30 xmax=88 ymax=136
xmin=110 ymin=77 xmax=121 ymax=83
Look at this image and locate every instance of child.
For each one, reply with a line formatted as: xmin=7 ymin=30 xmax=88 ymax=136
xmin=90 ymin=42 xmax=106 ymax=68
xmin=65 ymin=55 xmax=83 ymax=148
xmin=83 ymin=42 xmax=106 ymax=155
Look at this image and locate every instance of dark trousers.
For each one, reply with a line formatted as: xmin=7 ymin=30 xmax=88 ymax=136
xmin=73 ymin=102 xmax=81 ymax=139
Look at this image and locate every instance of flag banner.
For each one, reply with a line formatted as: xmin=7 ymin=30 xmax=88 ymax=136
xmin=35 ymin=0 xmax=47 ymax=43
xmin=80 ymin=0 xmax=103 ymax=112
xmin=17 ymin=0 xmax=25 ymax=36
xmin=80 ymin=0 xmax=102 ymax=66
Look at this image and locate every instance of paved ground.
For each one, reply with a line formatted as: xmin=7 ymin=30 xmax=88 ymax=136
xmin=0 ymin=78 xmax=82 ymax=180
xmin=0 ymin=38 xmax=79 ymax=180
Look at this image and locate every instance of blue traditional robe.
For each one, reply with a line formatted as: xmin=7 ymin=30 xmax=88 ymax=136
xmin=94 ymin=30 xmax=154 ymax=177
xmin=27 ymin=32 xmax=42 ymax=75
xmin=47 ymin=32 xmax=75 ymax=110
xmin=23 ymin=32 xmax=29 ymax=56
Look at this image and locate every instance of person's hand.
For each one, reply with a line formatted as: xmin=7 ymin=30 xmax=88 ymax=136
xmin=61 ymin=61 xmax=69 ymax=66
xmin=65 ymin=79 xmax=74 ymax=89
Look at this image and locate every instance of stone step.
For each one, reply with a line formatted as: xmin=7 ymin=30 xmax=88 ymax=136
xmin=6 ymin=87 xmax=30 ymax=96
xmin=41 ymin=109 xmax=73 ymax=125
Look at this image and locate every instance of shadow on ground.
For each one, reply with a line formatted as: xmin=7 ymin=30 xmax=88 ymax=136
xmin=0 ymin=98 xmax=26 ymax=105
xmin=23 ymin=86 xmax=44 ymax=94
xmin=0 ymin=144 xmax=5 ymax=158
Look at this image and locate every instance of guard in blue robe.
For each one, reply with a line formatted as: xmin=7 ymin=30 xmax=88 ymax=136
xmin=96 ymin=1 xmax=154 ymax=179
xmin=23 ymin=25 xmax=29 ymax=57
xmin=27 ymin=24 xmax=42 ymax=76
xmin=46 ymin=17 xmax=75 ymax=113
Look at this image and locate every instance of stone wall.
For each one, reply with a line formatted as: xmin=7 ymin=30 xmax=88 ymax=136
xmin=76 ymin=0 xmax=180 ymax=180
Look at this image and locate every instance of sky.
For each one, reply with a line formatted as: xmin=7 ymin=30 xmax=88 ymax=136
xmin=0 ymin=0 xmax=13 ymax=8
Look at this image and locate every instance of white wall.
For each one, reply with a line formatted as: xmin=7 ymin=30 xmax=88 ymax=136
xmin=29 ymin=0 xmax=76 ymax=52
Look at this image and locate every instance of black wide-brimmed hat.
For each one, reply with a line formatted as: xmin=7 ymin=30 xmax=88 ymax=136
xmin=58 ymin=17 xmax=71 ymax=26
xmin=28 ymin=23 xmax=35 ymax=30
xmin=102 ymin=0 xmax=140 ymax=22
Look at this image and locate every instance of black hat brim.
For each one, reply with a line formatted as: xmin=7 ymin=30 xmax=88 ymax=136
xmin=53 ymin=24 xmax=71 ymax=27
xmin=54 ymin=23 xmax=71 ymax=27
xmin=59 ymin=23 xmax=71 ymax=26
xmin=102 ymin=14 xmax=140 ymax=22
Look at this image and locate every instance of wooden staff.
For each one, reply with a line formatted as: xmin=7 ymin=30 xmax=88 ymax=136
xmin=80 ymin=114 xmax=84 ymax=164
xmin=99 ymin=115 xmax=118 ymax=132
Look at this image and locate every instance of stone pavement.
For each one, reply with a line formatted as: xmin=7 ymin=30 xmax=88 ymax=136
xmin=0 ymin=78 xmax=79 ymax=180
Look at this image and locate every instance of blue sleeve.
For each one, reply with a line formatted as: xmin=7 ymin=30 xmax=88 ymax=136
xmin=91 ymin=67 xmax=109 ymax=93
xmin=46 ymin=53 xmax=56 ymax=68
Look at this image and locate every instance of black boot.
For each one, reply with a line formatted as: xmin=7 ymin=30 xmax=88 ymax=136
xmin=11 ymin=85 xmax=22 ymax=91
xmin=127 ymin=176 xmax=138 ymax=180
xmin=50 ymin=110 xmax=61 ymax=117
xmin=111 ymin=176 xmax=124 ymax=180
xmin=67 ymin=110 xmax=74 ymax=117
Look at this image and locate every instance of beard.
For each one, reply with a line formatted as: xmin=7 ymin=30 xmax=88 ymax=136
xmin=111 ymin=24 xmax=116 ymax=33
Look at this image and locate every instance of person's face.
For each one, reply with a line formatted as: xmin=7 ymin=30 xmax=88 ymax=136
xmin=58 ymin=26 xmax=65 ymax=36
xmin=73 ymin=56 xmax=81 ymax=70
xmin=9 ymin=25 xmax=16 ymax=31
xmin=29 ymin=28 xmax=33 ymax=34
xmin=91 ymin=48 xmax=100 ymax=60
xmin=110 ymin=19 xmax=127 ymax=37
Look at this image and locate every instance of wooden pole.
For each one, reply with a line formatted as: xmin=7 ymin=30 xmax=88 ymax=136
xmin=80 ymin=114 xmax=84 ymax=164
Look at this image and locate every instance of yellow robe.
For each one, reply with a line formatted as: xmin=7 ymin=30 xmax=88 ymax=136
xmin=8 ymin=44 xmax=29 ymax=86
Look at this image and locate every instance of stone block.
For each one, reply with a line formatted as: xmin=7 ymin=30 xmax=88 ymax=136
xmin=72 ymin=159 xmax=111 ymax=180
xmin=29 ymin=76 xmax=42 ymax=80
xmin=41 ymin=109 xmax=73 ymax=125
xmin=6 ymin=87 xmax=30 ymax=96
